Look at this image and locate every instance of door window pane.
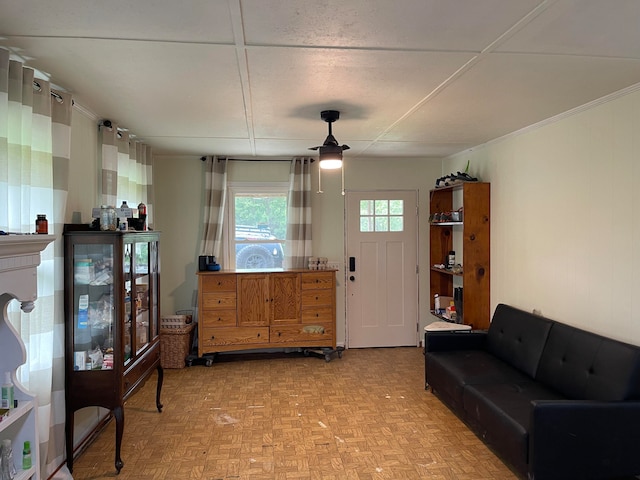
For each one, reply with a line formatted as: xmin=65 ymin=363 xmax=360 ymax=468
xmin=359 ymin=199 xmax=404 ymax=232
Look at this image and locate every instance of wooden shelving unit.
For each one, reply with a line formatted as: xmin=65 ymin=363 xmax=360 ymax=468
xmin=429 ymin=182 xmax=490 ymax=329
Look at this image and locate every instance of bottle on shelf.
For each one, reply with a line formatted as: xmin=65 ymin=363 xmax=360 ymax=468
xmin=1 ymin=439 xmax=16 ymax=480
xmin=447 ymin=250 xmax=455 ymax=269
xmin=119 ymin=202 xmax=129 ymax=231
xmin=22 ymin=441 xmax=31 ymax=471
xmin=1 ymin=372 xmax=13 ymax=409
xmin=35 ymin=214 xmax=48 ymax=234
xmin=137 ymin=202 xmax=147 ymax=230
xmin=446 ymin=301 xmax=457 ymax=322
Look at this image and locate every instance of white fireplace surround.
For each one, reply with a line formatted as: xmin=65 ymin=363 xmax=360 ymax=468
xmin=0 ymin=235 xmax=54 ymax=312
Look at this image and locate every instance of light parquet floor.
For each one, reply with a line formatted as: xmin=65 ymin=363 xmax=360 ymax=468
xmin=68 ymin=347 xmax=520 ymax=480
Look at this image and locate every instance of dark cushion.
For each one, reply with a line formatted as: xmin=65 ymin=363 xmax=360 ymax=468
xmin=464 ymin=381 xmax=565 ymax=473
xmin=426 ymin=350 xmax=534 ymax=409
xmin=536 ymin=322 xmax=640 ymax=401
xmin=486 ymin=304 xmax=553 ymax=378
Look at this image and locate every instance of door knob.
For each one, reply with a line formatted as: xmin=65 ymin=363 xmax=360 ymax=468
xmin=349 ymin=275 xmax=355 ymax=281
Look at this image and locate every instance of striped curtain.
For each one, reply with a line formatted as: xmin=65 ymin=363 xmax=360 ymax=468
xmin=200 ymin=156 xmax=228 ymax=257
xmin=284 ymin=157 xmax=313 ymax=268
xmin=99 ymin=125 xmax=154 ymax=227
xmin=0 ymin=48 xmax=73 ymax=479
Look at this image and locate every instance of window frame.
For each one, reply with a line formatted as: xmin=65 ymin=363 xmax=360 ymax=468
xmin=223 ymin=181 xmax=289 ymax=270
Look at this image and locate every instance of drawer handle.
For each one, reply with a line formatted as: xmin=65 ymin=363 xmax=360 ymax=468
xmin=211 ymin=335 xmax=215 ymax=340
xmin=218 ymin=300 xmax=221 ymax=304
xmin=257 ymin=333 xmax=261 ymax=338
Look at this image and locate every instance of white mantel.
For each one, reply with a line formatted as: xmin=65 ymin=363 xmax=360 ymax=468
xmin=0 ymin=235 xmax=54 ymax=312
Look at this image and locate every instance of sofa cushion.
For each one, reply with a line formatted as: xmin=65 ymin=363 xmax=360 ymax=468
xmin=536 ymin=322 xmax=640 ymax=401
xmin=463 ymin=381 xmax=565 ymax=473
xmin=426 ymin=349 xmax=534 ymax=410
xmin=486 ymin=304 xmax=553 ymax=378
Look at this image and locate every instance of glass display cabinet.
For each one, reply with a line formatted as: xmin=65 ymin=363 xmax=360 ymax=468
xmin=63 ymin=226 xmax=163 ymax=474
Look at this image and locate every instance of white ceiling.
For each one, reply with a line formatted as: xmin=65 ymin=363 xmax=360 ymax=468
xmin=2 ymin=0 xmax=640 ymax=159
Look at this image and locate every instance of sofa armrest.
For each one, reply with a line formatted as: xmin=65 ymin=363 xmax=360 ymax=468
xmin=425 ymin=330 xmax=487 ymax=352
xmin=529 ymin=400 xmax=640 ymax=480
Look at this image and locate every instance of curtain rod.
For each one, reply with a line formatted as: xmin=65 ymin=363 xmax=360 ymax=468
xmin=200 ymin=156 xmax=314 ymax=163
xmin=32 ymin=80 xmax=70 ymax=104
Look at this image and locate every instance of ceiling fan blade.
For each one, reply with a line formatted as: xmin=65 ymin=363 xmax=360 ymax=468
xmin=308 ymin=146 xmax=321 ymax=150
xmin=341 ymin=145 xmax=350 ymax=151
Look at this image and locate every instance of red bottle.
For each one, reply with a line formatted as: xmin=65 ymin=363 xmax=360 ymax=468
xmin=137 ymin=203 xmax=147 ymax=230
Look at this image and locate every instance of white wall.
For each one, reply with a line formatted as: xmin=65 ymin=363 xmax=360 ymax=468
xmin=444 ymin=87 xmax=640 ymax=345
xmin=66 ymin=110 xmax=98 ymax=224
xmin=153 ymin=155 xmax=443 ymax=345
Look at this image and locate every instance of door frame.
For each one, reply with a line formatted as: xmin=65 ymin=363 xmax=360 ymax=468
xmin=343 ymin=189 xmax=420 ymax=348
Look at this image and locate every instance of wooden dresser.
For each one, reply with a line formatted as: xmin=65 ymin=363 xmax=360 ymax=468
xmin=197 ymin=269 xmax=337 ymax=358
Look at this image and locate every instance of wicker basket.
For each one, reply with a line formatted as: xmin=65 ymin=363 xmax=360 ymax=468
xmin=160 ymin=323 xmax=194 ymax=369
xmin=160 ymin=314 xmax=192 ymax=330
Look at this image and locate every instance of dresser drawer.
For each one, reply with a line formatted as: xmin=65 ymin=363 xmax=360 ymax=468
xmin=302 ymin=289 xmax=333 ymax=307
xmin=201 ymin=274 xmax=237 ymax=291
xmin=301 ymin=306 xmax=333 ymax=323
xmin=200 ymin=327 xmax=268 ymax=347
xmin=201 ymin=309 xmax=236 ymax=327
xmin=202 ymin=291 xmax=237 ymax=309
xmin=269 ymin=323 xmax=333 ymax=344
xmin=301 ymin=272 xmax=334 ymax=290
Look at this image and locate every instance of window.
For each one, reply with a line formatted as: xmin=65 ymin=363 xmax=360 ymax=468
xmin=225 ymin=183 xmax=288 ymax=269
xmin=359 ymin=199 xmax=404 ymax=232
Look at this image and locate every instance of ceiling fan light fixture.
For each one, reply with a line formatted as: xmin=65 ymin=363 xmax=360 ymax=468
xmin=319 ymin=157 xmax=343 ymax=169
xmin=311 ymin=110 xmax=349 ymax=194
xmin=319 ymin=145 xmax=343 ymax=169
xmin=309 ymin=110 xmax=349 ymax=171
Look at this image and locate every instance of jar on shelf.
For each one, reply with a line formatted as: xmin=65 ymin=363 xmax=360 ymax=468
xmin=100 ymin=205 xmax=116 ymax=231
xmin=35 ymin=214 xmax=48 ymax=234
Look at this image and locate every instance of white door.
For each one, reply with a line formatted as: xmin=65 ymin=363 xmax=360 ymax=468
xmin=346 ymin=190 xmax=418 ymax=348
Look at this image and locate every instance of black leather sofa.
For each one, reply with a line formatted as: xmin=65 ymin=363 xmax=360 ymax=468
xmin=424 ymin=303 xmax=640 ymax=480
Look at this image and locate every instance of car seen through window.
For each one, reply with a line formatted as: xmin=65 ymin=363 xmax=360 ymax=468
xmin=235 ymin=225 xmax=284 ymax=269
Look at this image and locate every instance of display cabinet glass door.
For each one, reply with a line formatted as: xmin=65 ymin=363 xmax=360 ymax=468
xmin=72 ymin=243 xmax=115 ymax=371
xmin=134 ymin=241 xmax=150 ymax=354
xmin=123 ymin=238 xmax=158 ymax=366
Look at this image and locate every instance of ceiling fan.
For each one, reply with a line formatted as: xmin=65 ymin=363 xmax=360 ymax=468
xmin=309 ymin=110 xmax=350 ymax=169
